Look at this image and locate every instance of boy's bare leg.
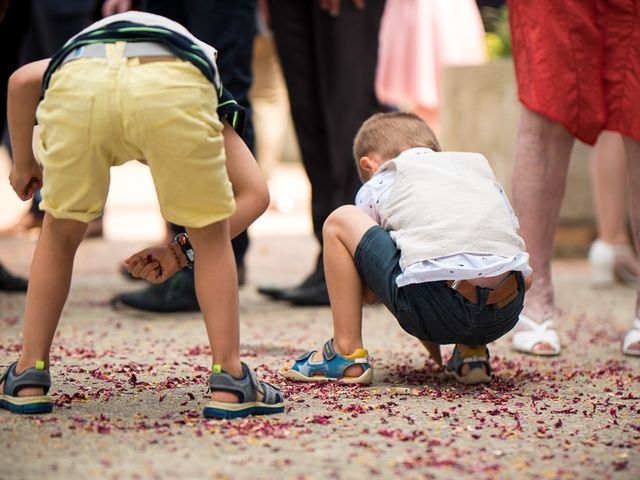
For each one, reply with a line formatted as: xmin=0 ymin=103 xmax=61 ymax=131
xmin=186 ymin=220 xmax=260 ymax=403
xmin=623 ymin=136 xmax=640 ymax=352
xmin=419 ymin=340 xmax=443 ymax=366
xmin=511 ymin=108 xmax=574 ymax=351
xmin=313 ymin=206 xmax=378 ymax=376
xmin=0 ymin=214 xmax=87 ymax=396
xmin=322 ymin=206 xmax=444 ymax=372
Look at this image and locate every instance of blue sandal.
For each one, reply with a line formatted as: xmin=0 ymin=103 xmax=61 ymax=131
xmin=203 ymin=362 xmax=285 ymax=419
xmin=279 ymin=339 xmax=373 ymax=384
xmin=445 ymin=346 xmax=492 ymax=385
xmin=0 ymin=361 xmax=53 ymax=414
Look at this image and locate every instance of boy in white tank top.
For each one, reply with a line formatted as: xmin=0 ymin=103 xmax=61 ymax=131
xmin=280 ymin=112 xmax=532 ymax=385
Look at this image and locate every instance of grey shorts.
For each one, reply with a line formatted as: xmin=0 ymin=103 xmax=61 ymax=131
xmin=354 ymin=226 xmax=525 ymax=345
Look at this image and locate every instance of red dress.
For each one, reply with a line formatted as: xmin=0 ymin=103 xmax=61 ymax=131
xmin=508 ymin=0 xmax=640 ymax=144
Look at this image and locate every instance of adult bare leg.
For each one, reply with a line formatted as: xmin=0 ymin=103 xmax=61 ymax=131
xmin=589 ymin=131 xmax=639 ymax=286
xmin=510 ymin=108 xmax=574 ymax=353
xmin=622 ymin=136 xmax=640 ymax=355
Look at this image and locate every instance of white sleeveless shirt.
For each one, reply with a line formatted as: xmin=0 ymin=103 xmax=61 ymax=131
xmin=355 ymin=148 xmax=531 ymax=287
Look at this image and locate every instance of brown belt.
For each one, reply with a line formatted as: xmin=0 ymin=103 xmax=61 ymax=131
xmin=446 ymin=272 xmax=532 ymax=308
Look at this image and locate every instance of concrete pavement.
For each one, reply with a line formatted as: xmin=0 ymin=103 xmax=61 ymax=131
xmin=0 ymin=158 xmax=638 ymax=480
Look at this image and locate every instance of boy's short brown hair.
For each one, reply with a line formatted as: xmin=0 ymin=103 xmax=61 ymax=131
xmin=353 ymin=112 xmax=441 ymax=181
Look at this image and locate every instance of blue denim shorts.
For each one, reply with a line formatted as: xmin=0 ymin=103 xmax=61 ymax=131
xmin=354 ymin=226 xmax=525 ymax=345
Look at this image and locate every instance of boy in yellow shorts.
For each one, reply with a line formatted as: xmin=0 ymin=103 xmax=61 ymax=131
xmin=0 ymin=12 xmax=284 ymax=418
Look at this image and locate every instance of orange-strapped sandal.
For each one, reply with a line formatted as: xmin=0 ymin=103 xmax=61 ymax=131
xmin=279 ymin=339 xmax=373 ymax=385
xmin=446 ymin=346 xmax=491 ymax=385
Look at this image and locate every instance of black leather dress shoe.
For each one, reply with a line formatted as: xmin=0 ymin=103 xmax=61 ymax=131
xmin=111 ymin=269 xmax=199 ymax=312
xmin=0 ymin=265 xmax=28 ymax=292
xmin=257 ymin=267 xmax=325 ymax=300
xmin=256 ymin=285 xmax=289 ymax=300
xmin=280 ymin=282 xmax=330 ymax=306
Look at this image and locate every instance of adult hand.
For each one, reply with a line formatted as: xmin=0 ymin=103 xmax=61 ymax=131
xmin=9 ymin=162 xmax=42 ymax=201
xmin=124 ymin=244 xmax=183 ymax=284
xmin=320 ymin=0 xmax=366 ymax=16
xmin=101 ymin=0 xmax=132 ymax=17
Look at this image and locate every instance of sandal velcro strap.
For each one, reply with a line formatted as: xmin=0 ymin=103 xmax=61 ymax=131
xmin=0 ymin=362 xmax=51 ymax=397
xmin=462 ymin=356 xmax=488 ymax=364
xmin=322 ymin=340 xmax=337 ymax=361
xmin=259 ymin=380 xmax=283 ymax=405
xmin=295 ymin=350 xmax=315 ymax=362
xmin=208 ymin=362 xmax=283 ymax=405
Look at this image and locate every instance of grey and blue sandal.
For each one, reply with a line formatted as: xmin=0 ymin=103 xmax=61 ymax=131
xmin=445 ymin=346 xmax=492 ymax=385
xmin=203 ymin=362 xmax=285 ymax=419
xmin=0 ymin=361 xmax=52 ymax=414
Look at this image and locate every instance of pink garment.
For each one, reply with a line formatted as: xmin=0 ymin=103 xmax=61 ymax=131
xmin=375 ymin=0 xmax=486 ymax=111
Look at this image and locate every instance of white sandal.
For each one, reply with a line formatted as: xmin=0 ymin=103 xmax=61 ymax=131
xmin=511 ymin=314 xmax=561 ymax=356
xmin=588 ymin=240 xmax=639 ymax=288
xmin=622 ymin=319 xmax=640 ymax=356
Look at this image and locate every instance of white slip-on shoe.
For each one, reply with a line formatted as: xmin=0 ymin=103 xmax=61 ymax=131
xmin=589 ymin=240 xmax=639 ymax=288
xmin=511 ymin=314 xmax=561 ymax=356
xmin=588 ymin=240 xmax=616 ymax=287
xmin=622 ymin=319 xmax=640 ymax=356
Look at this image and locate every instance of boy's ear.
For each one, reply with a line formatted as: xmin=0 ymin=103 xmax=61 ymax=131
xmin=358 ymin=155 xmax=377 ymax=177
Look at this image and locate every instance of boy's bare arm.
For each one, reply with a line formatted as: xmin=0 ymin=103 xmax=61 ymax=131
xmin=221 ymin=119 xmax=270 ymax=237
xmin=125 ymin=119 xmax=270 ymax=283
xmin=7 ymin=59 xmax=49 ymax=200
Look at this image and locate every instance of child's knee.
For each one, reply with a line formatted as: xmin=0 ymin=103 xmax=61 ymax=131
xmin=43 ymin=215 xmax=88 ymax=247
xmin=323 ymin=205 xmax=357 ymax=237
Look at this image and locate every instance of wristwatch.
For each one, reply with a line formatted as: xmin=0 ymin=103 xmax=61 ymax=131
xmin=174 ymin=233 xmax=195 ymax=268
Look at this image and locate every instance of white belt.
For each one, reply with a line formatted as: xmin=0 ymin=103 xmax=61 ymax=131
xmin=61 ymin=42 xmax=175 ymax=64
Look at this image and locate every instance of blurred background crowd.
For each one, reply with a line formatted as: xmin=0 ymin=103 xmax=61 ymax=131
xmin=1 ymin=0 xmax=638 ymax=353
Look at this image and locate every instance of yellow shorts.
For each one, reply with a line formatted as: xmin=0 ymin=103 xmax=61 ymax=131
xmin=36 ymin=42 xmax=235 ymax=227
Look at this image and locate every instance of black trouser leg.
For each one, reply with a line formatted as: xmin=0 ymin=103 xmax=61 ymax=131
xmin=147 ymin=0 xmax=257 ymax=270
xmin=268 ymin=0 xmax=386 ymax=280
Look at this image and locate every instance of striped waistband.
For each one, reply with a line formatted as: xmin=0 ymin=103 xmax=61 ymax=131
xmin=61 ymin=42 xmax=175 ymax=64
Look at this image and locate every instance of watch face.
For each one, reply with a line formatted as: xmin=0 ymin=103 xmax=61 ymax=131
xmin=175 ymin=234 xmax=194 ymax=265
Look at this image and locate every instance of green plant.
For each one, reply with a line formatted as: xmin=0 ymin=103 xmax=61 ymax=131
xmin=481 ymin=5 xmax=511 ymax=59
